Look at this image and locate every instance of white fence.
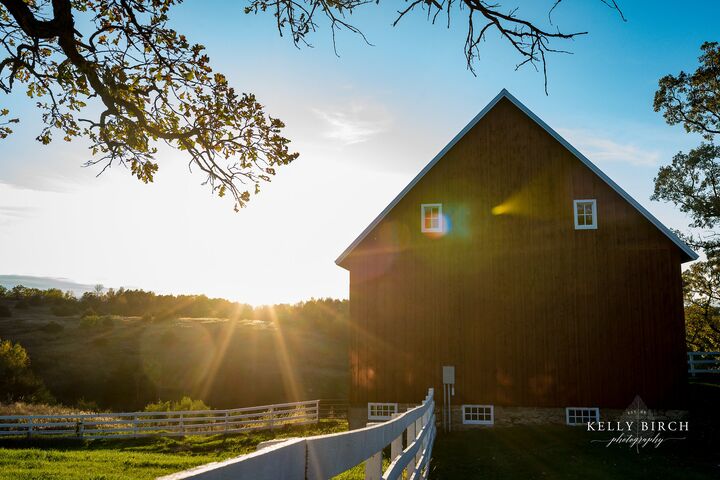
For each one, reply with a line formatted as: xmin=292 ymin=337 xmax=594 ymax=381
xmin=160 ymin=388 xmax=436 ymax=480
xmin=688 ymin=351 xmax=720 ymax=376
xmin=0 ymin=400 xmax=319 ymax=439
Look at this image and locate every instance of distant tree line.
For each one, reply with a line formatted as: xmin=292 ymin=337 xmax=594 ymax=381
xmin=0 ymin=284 xmax=347 ymax=335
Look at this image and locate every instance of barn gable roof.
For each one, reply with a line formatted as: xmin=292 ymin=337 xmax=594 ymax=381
xmin=335 ymin=89 xmax=698 ymax=267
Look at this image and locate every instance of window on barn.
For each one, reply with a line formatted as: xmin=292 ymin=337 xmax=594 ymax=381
xmin=573 ymin=199 xmax=597 ymax=230
xmin=421 ymin=204 xmax=443 ymax=233
xmin=565 ymin=407 xmax=599 ymax=425
xmin=367 ymin=403 xmax=398 ymax=421
xmin=462 ymin=405 xmax=494 ymax=425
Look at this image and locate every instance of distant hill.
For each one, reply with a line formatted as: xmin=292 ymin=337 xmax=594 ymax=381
xmin=0 ymin=288 xmax=349 ymax=410
xmin=0 ymin=275 xmax=96 ymax=296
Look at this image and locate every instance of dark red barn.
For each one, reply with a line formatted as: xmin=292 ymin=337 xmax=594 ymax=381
xmin=336 ymin=90 xmax=696 ymax=428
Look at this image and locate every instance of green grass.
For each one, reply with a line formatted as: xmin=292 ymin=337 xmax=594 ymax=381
xmin=429 ymin=424 xmax=720 ymax=480
xmin=0 ymin=420 xmax=348 ymax=480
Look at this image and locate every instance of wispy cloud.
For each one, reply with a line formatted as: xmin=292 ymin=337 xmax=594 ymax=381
xmin=313 ymin=101 xmax=392 ymax=145
xmin=0 ymin=206 xmax=35 ymax=218
xmin=558 ymin=128 xmax=661 ymax=167
xmin=0 ymin=205 xmax=36 ymax=227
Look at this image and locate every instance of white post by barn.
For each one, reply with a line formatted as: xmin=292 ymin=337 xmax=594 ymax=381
xmin=364 ymin=450 xmax=382 ymax=480
xmin=406 ymin=409 xmax=417 ymax=476
xmin=390 ymin=413 xmax=403 ymax=461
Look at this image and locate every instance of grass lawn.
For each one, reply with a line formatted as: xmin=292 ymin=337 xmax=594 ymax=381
xmin=0 ymin=420 xmax=349 ymax=480
xmin=430 ymin=424 xmax=720 ymax=480
xmin=430 ymin=381 xmax=720 ymax=479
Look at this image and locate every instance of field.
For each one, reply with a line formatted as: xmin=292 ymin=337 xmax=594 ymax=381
xmin=0 ymin=420 xmax=352 ymax=480
xmin=0 ymin=302 xmax=349 ymax=410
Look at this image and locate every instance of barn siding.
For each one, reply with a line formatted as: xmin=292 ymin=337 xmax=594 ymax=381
xmin=344 ymin=97 xmax=687 ymax=409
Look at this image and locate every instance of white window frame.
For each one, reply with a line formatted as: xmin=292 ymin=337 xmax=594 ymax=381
xmin=573 ymin=199 xmax=597 ymax=230
xmin=367 ymin=402 xmax=398 ymax=421
xmin=565 ymin=407 xmax=600 ymax=426
xmin=421 ymin=203 xmax=443 ymax=233
xmin=461 ymin=404 xmax=494 ymax=425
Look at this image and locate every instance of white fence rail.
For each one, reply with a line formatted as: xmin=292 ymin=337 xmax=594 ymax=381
xmin=688 ymin=351 xmax=720 ymax=376
xmin=0 ymin=400 xmax=319 ymax=439
xmin=160 ymin=388 xmax=436 ymax=480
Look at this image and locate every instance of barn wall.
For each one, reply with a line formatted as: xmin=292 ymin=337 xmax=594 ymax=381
xmin=344 ymin=98 xmax=687 ymax=410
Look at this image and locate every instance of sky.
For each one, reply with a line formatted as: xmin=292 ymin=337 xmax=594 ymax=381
xmin=0 ymin=1 xmax=718 ymax=305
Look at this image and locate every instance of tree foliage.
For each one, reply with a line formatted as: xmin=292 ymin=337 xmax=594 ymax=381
xmin=0 ymin=284 xmax=348 ymax=335
xmin=653 ymin=144 xmax=720 ymax=254
xmin=0 ymin=0 xmax=298 ymax=209
xmin=0 ymin=1 xmax=628 ymax=208
xmin=144 ymin=396 xmax=210 ymax=412
xmin=0 ymin=338 xmax=53 ymax=403
xmin=652 ymin=42 xmax=720 ymax=255
xmin=653 ymin=41 xmax=720 ymax=350
xmin=654 ymin=42 xmax=720 ymax=141
xmin=683 ymin=262 xmax=720 ymax=351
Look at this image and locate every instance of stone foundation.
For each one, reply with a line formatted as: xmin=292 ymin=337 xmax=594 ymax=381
xmin=348 ymin=404 xmax=688 ymax=430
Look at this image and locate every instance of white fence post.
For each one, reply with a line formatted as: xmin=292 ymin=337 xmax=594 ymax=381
xmin=390 ymin=413 xmax=403 ymax=463
xmin=133 ymin=415 xmax=138 ymax=438
xmin=364 ymin=450 xmax=382 ymax=480
xmin=27 ymin=418 xmax=33 ymax=438
xmin=689 ymin=352 xmax=696 ymax=377
xmin=406 ymin=409 xmax=417 ymax=477
xmin=415 ymin=415 xmax=424 ymax=466
xmin=315 ymin=400 xmax=320 ymax=423
xmin=269 ymin=407 xmax=275 ymax=430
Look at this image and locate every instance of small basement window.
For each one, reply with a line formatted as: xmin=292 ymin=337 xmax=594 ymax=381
xmin=462 ymin=405 xmax=494 ymax=425
xmin=565 ymin=407 xmax=599 ymax=425
xmin=574 ymin=199 xmax=597 ymax=230
xmin=368 ymin=403 xmax=398 ymax=421
xmin=421 ymin=204 xmax=443 ymax=233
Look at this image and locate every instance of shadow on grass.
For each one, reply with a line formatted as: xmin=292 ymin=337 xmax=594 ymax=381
xmin=430 ymin=382 xmax=720 ymax=480
xmin=430 ymin=424 xmax=718 ymax=480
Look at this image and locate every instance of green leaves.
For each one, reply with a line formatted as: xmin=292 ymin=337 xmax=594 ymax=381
xmin=683 ymin=261 xmax=720 ymax=351
xmin=0 ymin=108 xmax=19 ymax=139
xmin=653 ymin=144 xmax=720 ymax=230
xmin=0 ymin=0 xmax=298 ymax=210
xmin=654 ymin=42 xmax=720 ymax=141
xmin=653 ymin=42 xmax=720 ymax=257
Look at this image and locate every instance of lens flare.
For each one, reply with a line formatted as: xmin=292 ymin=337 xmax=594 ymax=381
xmin=266 ymin=305 xmax=304 ymax=402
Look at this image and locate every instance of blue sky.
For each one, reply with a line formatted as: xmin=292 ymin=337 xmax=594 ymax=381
xmin=0 ymin=1 xmax=718 ymax=304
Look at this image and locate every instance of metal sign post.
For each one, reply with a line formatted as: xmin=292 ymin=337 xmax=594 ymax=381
xmin=442 ymin=365 xmax=455 ymax=432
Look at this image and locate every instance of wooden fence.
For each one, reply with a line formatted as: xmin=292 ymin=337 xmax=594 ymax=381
xmin=159 ymin=388 xmax=436 ymax=480
xmin=688 ymin=351 xmax=720 ymax=376
xmin=0 ymin=400 xmax=319 ymax=439
xmin=318 ymin=398 xmax=349 ymax=419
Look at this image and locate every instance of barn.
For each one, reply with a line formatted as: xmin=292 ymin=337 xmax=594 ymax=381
xmin=335 ymin=90 xmax=698 ymax=429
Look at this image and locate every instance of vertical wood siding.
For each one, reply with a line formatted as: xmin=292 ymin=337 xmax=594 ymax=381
xmin=344 ymin=98 xmax=687 ymax=409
